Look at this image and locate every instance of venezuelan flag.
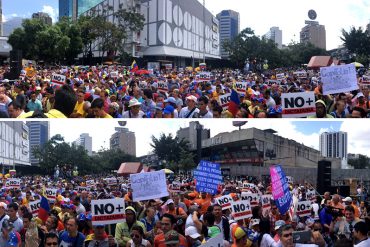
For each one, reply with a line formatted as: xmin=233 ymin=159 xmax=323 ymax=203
xmin=38 ymin=196 xmax=50 ymax=223
xmin=130 ymin=60 xmax=138 ymax=72
xmin=228 ymin=89 xmax=241 ymax=117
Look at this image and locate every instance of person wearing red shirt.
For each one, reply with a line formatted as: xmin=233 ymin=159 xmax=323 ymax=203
xmin=154 ymin=214 xmax=188 ymax=247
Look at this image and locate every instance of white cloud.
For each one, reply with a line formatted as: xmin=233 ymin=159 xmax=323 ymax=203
xmin=340 ymin=120 xmax=370 ymax=156
xmin=2 ymin=15 xmax=6 ymax=23
xmin=41 ymin=5 xmax=58 ymax=23
xmin=199 ymin=0 xmax=370 ymax=50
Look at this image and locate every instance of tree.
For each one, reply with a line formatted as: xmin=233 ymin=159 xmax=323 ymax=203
xmin=348 ymin=155 xmax=370 ymax=169
xmin=341 ymin=27 xmax=370 ymax=65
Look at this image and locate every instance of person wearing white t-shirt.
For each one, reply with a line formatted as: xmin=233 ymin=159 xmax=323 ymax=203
xmin=277 ymin=224 xmax=324 ymax=247
xmin=353 ymin=221 xmax=370 ymax=247
xmin=0 ymin=203 xmax=9 ymax=229
xmin=179 ymin=95 xmax=199 ymax=118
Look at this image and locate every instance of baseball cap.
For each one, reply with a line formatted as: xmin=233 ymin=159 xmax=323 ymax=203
xmin=315 ymin=100 xmax=326 ymax=108
xmin=249 ymin=218 xmax=260 ymax=228
xmin=274 ymin=220 xmax=286 ymax=230
xmin=234 ymin=227 xmax=247 ymax=240
xmin=165 ymin=199 xmax=174 ymax=205
xmin=163 ymin=105 xmax=175 ymax=115
xmin=165 ymin=230 xmax=179 ymax=245
xmin=343 ymin=197 xmax=352 ymax=202
xmin=186 ymin=95 xmax=198 ymax=103
xmin=185 ymin=226 xmax=201 ymax=239
xmin=0 ymin=202 xmax=7 ymax=210
xmin=164 ymin=97 xmax=176 ymax=104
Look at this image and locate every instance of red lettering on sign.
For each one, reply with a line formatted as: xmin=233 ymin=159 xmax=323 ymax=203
xmin=283 ymin=107 xmax=315 ymax=114
xmin=92 ymin=214 xmax=126 ymax=221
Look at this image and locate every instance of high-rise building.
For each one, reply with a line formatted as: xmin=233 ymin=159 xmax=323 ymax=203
xmin=177 ymin=121 xmax=210 ymax=151
xmin=216 ymin=10 xmax=240 ymax=59
xmin=110 ymin=127 xmax=136 ymax=156
xmin=26 ymin=122 xmax=49 ymax=165
xmin=73 ymin=133 xmax=92 ymax=156
xmin=0 ymin=122 xmax=30 ymax=169
xmin=300 ymin=21 xmax=326 ymax=50
xmin=59 ymin=0 xmax=78 ymax=21
xmin=0 ymin=0 xmax=3 ymax=36
xmin=263 ymin=27 xmax=283 ymax=49
xmin=367 ymin=22 xmax=370 ymax=33
xmin=78 ymin=0 xmax=104 ymax=16
xmin=32 ymin=12 xmax=53 ymax=25
xmin=320 ymin=132 xmax=347 ymax=159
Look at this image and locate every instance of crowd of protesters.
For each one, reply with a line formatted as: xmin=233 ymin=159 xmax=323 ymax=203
xmin=0 ymin=62 xmax=368 ymax=118
xmin=0 ymin=170 xmax=369 ymax=247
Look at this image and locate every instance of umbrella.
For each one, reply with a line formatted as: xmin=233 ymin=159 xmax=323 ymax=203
xmin=351 ymin=62 xmax=364 ymax=68
xmin=162 ymin=168 xmax=174 ymax=174
xmin=135 ymin=69 xmax=150 ymax=75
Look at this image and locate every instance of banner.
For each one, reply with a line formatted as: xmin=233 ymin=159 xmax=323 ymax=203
xmin=6 ymin=178 xmax=21 ymax=189
xmin=91 ymin=198 xmax=126 ymax=225
xmin=281 ymin=92 xmax=316 ymax=118
xmin=218 ymin=93 xmax=231 ymax=111
xmin=45 ymin=188 xmax=57 ymax=202
xmin=51 ymin=74 xmax=66 ymax=87
xmin=230 ymin=200 xmax=252 ymax=221
xmin=296 ymin=201 xmax=312 ymax=217
xmin=216 ymin=195 xmax=233 ymax=210
xmin=241 ymin=192 xmax=260 ymax=207
xmin=193 ymin=161 xmax=223 ymax=195
xmin=29 ymin=200 xmax=41 ymax=217
xmin=130 ymin=170 xmax=168 ymax=201
xmin=270 ymin=165 xmax=292 ymax=215
xmin=320 ymin=64 xmax=359 ymax=95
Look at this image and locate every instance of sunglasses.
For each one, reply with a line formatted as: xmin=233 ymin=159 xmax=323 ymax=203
xmin=46 ymin=243 xmax=58 ymax=246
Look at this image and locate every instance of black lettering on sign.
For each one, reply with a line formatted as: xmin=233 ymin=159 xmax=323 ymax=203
xmin=236 ymin=83 xmax=243 ymax=89
xmin=30 ymin=203 xmax=40 ymax=211
xmin=220 ymin=96 xmax=231 ymax=105
xmin=94 ymin=203 xmax=123 ymax=215
xmin=298 ymin=203 xmax=309 ymax=211
xmin=233 ymin=203 xmax=249 ymax=212
xmin=45 ymin=190 xmax=53 ymax=196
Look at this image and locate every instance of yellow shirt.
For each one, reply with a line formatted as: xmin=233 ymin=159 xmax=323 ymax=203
xmin=73 ymin=101 xmax=86 ymax=117
xmin=100 ymin=113 xmax=113 ymax=118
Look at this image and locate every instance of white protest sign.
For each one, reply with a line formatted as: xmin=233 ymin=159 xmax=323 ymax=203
xmin=242 ymin=183 xmax=257 ymax=191
xmin=286 ymin=176 xmax=294 ymax=184
xmin=216 ymin=195 xmax=234 ymax=210
xmin=201 ymin=232 xmax=223 ymax=247
xmin=231 ymin=200 xmax=252 ymax=221
xmin=139 ymin=81 xmax=147 ymax=89
xmin=235 ymin=81 xmax=247 ymax=93
xmin=306 ymin=190 xmax=316 ymax=202
xmin=6 ymin=178 xmax=21 ymax=189
xmin=86 ymin=180 xmax=95 ymax=188
xmin=320 ymin=64 xmax=359 ymax=95
xmin=296 ymin=201 xmax=312 ymax=217
xmin=241 ymin=192 xmax=260 ymax=207
xmin=110 ymin=71 xmax=118 ymax=78
xmin=197 ymin=72 xmax=211 ymax=82
xmin=51 ymin=74 xmax=66 ymax=87
xmin=261 ymin=195 xmax=271 ymax=215
xmin=276 ymin=73 xmax=285 ymax=81
xmin=130 ymin=170 xmax=168 ymax=201
xmin=281 ymin=92 xmax=316 ymax=118
xmin=45 ymin=188 xmax=57 ymax=202
xmin=29 ymin=200 xmax=41 ymax=217
xmin=170 ymin=182 xmax=181 ymax=192
xmin=361 ymin=76 xmax=370 ymax=85
xmin=157 ymin=80 xmax=168 ymax=93
xmin=218 ymin=93 xmax=231 ymax=110
xmin=105 ymin=177 xmax=118 ymax=186
xmin=293 ymin=71 xmax=307 ymax=79
xmin=91 ymin=198 xmax=126 ymax=225
xmin=78 ymin=186 xmax=87 ymax=192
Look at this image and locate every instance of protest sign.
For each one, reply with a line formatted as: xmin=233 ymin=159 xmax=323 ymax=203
xmin=306 ymin=190 xmax=316 ymax=202
xmin=261 ymin=195 xmax=271 ymax=210
xmin=276 ymin=73 xmax=285 ymax=81
xmin=193 ymin=161 xmax=223 ymax=195
xmin=235 ymin=81 xmax=247 ymax=93
xmin=29 ymin=200 xmax=41 ymax=217
xmin=242 ymin=183 xmax=256 ymax=190
xmin=281 ymin=92 xmax=316 ymax=118
xmin=130 ymin=170 xmax=168 ymax=201
xmin=86 ymin=180 xmax=95 ymax=187
xmin=241 ymin=192 xmax=260 ymax=207
xmin=105 ymin=177 xmax=117 ymax=186
xmin=169 ymin=181 xmax=181 ymax=192
xmin=270 ymin=165 xmax=292 ymax=215
xmin=51 ymin=74 xmax=66 ymax=87
xmin=45 ymin=188 xmax=57 ymax=202
xmin=320 ymin=64 xmax=359 ymax=95
xmin=201 ymin=232 xmax=223 ymax=247
xmin=286 ymin=176 xmax=293 ymax=184
xmin=218 ymin=93 xmax=231 ymax=110
xmin=139 ymin=81 xmax=147 ymax=89
xmin=78 ymin=186 xmax=87 ymax=192
xmin=293 ymin=71 xmax=307 ymax=79
xmin=230 ymin=200 xmax=252 ymax=221
xmin=91 ymin=198 xmax=126 ymax=225
xmin=361 ymin=76 xmax=370 ymax=85
xmin=296 ymin=201 xmax=312 ymax=217
xmin=157 ymin=80 xmax=168 ymax=93
xmin=6 ymin=178 xmax=21 ymax=189
xmin=197 ymin=72 xmax=211 ymax=82
xmin=110 ymin=71 xmax=118 ymax=78
xmin=216 ymin=195 xmax=233 ymax=210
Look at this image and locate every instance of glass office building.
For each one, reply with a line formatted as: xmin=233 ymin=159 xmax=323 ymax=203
xmin=78 ymin=0 xmax=104 ymax=16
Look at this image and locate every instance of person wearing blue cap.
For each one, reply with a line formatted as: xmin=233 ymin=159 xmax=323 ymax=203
xmin=163 ymin=105 xmax=175 ymax=118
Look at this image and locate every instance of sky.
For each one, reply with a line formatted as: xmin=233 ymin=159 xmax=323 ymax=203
xmin=49 ymin=120 xmax=370 ymax=158
xmin=3 ymin=0 xmax=370 ymax=50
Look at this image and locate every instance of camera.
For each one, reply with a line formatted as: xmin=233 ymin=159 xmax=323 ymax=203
xmin=326 ymin=206 xmax=344 ymax=218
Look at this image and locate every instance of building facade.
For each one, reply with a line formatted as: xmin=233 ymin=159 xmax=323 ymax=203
xmin=320 ymin=132 xmax=348 ymax=159
xmin=83 ymin=0 xmax=220 ymax=67
xmin=78 ymin=0 xmax=104 ymax=16
xmin=0 ymin=122 xmax=30 ymax=168
xmin=199 ymin=128 xmax=340 ymax=176
xmin=0 ymin=0 xmax=3 ymax=36
xmin=59 ymin=0 xmax=78 ymax=21
xmin=73 ymin=133 xmax=92 ymax=156
xmin=216 ymin=10 xmax=240 ymax=58
xmin=176 ymin=121 xmax=210 ymax=151
xmin=263 ymin=27 xmax=282 ymax=49
xmin=110 ymin=127 xmax=136 ymax=156
xmin=32 ymin=12 xmax=53 ymax=25
xmin=300 ymin=21 xmax=326 ymax=50
xmin=26 ymin=122 xmax=49 ymax=165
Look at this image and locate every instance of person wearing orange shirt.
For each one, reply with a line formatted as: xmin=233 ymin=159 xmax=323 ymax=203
xmin=331 ymin=194 xmax=345 ymax=210
xmin=342 ymin=197 xmax=360 ymax=218
xmin=194 ymin=192 xmax=211 ymax=215
xmin=154 ymin=214 xmax=188 ymax=247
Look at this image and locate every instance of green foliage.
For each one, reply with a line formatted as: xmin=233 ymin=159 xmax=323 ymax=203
xmin=32 ymin=135 xmax=138 ymax=174
xmin=150 ymin=133 xmax=195 ymax=172
xmin=341 ymin=27 xmax=370 ymax=65
xmin=348 ymin=155 xmax=370 ymax=169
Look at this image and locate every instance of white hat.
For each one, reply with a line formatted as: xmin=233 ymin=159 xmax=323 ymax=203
xmin=249 ymin=218 xmax=260 ymax=228
xmin=0 ymin=202 xmax=7 ymax=209
xmin=186 ymin=95 xmax=197 ymax=103
xmin=128 ymin=98 xmax=142 ymax=108
xmin=165 ymin=199 xmax=174 ymax=205
xmin=185 ymin=226 xmax=201 ymax=239
xmin=343 ymin=197 xmax=352 ymax=202
xmin=356 ymin=92 xmax=364 ymax=98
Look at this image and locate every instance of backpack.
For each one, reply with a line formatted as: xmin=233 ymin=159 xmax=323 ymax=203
xmin=174 ymin=207 xmax=185 ymax=235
